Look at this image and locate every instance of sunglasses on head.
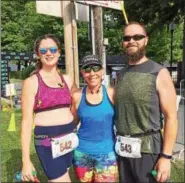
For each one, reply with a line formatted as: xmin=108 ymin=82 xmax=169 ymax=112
xmin=123 ymin=34 xmax=146 ymax=42
xmin=39 ymin=46 xmax=58 ymax=54
xmin=82 ymin=65 xmax=102 ymax=73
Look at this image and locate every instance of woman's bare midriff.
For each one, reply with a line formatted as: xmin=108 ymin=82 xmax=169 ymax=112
xmin=34 ymin=108 xmax=74 ymax=126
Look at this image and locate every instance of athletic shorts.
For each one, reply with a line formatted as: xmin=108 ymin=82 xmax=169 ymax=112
xmin=73 ymin=149 xmax=118 ymax=182
xmin=34 ymin=121 xmax=76 ymax=180
xmin=118 ymin=153 xmax=160 ymax=183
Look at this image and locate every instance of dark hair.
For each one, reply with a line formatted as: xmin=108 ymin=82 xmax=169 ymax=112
xmin=31 ymin=34 xmax=61 ymax=76
xmin=123 ymin=21 xmax=148 ymax=36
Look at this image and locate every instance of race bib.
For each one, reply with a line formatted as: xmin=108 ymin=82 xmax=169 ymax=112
xmin=51 ymin=132 xmax=79 ymax=159
xmin=115 ymin=135 xmax=142 ymax=158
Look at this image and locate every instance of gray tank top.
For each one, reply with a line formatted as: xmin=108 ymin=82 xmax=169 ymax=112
xmin=115 ymin=60 xmax=165 ymax=154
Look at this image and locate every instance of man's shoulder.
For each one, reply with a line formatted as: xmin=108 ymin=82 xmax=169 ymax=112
xmin=137 ymin=60 xmax=164 ymax=75
xmin=147 ymin=59 xmax=164 ymax=68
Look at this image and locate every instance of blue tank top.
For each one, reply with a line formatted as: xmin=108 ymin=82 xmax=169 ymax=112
xmin=77 ymin=85 xmax=115 ymax=154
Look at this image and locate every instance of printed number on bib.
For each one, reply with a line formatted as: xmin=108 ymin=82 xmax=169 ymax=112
xmin=51 ymin=133 xmax=79 ymax=159
xmin=115 ymin=135 xmax=142 ymax=158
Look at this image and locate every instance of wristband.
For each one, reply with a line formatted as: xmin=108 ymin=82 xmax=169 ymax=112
xmin=160 ymin=153 xmax=172 ymax=159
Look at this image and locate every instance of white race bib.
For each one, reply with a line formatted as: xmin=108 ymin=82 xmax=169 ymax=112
xmin=115 ymin=135 xmax=142 ymax=158
xmin=51 ymin=132 xmax=79 ymax=159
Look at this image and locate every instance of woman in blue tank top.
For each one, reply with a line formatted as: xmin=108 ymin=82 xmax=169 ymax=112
xmin=71 ymin=55 xmax=118 ymax=182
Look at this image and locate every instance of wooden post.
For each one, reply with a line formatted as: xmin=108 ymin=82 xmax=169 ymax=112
xmin=71 ymin=2 xmax=79 ymax=87
xmin=90 ymin=6 xmax=95 ymax=54
xmin=62 ymin=1 xmax=79 ymax=87
xmin=93 ymin=6 xmax=103 ymax=60
xmin=9 ymin=85 xmax=13 ymax=109
xmin=62 ymin=1 xmax=74 ymax=79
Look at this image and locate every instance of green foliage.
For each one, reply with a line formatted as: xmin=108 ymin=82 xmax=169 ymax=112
xmin=77 ymin=22 xmax=92 ymax=58
xmin=124 ymin=0 xmax=184 ymax=26
xmin=1 ymin=0 xmax=184 ymax=64
xmin=123 ymin=0 xmax=184 ymax=63
xmin=2 ymin=1 xmax=65 ymax=52
xmin=9 ymin=71 xmax=22 ymax=79
xmin=104 ymin=9 xmax=123 ymax=55
xmin=21 ymin=65 xmax=35 ymax=79
xmin=147 ymin=24 xmax=183 ymax=62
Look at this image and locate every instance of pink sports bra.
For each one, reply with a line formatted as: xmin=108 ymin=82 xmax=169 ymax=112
xmin=33 ymin=72 xmax=71 ymax=113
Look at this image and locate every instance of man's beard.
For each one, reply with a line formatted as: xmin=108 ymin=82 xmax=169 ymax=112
xmin=125 ymin=44 xmax=146 ymax=63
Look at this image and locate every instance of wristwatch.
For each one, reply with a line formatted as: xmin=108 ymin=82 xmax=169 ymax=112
xmin=160 ymin=153 xmax=172 ymax=159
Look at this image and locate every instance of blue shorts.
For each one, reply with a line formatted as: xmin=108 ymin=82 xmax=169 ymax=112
xmin=34 ymin=121 xmax=76 ymax=180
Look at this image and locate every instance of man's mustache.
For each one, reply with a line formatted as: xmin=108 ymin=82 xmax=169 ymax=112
xmin=126 ymin=44 xmax=138 ymax=48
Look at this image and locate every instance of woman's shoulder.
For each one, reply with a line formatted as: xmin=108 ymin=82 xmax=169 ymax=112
xmin=104 ymin=86 xmax=115 ymax=104
xmin=24 ymin=74 xmax=38 ymax=84
xmin=22 ymin=74 xmax=38 ymax=94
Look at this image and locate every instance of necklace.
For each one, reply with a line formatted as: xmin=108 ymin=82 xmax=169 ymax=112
xmin=88 ymin=85 xmax=102 ymax=94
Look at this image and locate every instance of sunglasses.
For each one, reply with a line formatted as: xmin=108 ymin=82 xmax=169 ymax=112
xmin=39 ymin=47 xmax=58 ymax=54
xmin=82 ymin=65 xmax=102 ymax=73
xmin=123 ymin=34 xmax=146 ymax=42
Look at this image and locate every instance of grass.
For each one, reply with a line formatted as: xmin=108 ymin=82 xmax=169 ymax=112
xmin=10 ymin=78 xmax=23 ymax=83
xmin=171 ymin=160 xmax=184 ymax=182
xmin=1 ymin=108 xmax=184 ymax=182
xmin=1 ymin=109 xmax=78 ymax=182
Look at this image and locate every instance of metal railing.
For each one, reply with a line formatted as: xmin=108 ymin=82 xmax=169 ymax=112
xmin=180 ymin=79 xmax=185 ymax=99
xmin=175 ymin=79 xmax=185 ymax=160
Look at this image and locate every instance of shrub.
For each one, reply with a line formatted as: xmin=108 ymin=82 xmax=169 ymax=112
xmin=9 ymin=71 xmax=22 ymax=79
xmin=21 ymin=65 xmax=35 ymax=79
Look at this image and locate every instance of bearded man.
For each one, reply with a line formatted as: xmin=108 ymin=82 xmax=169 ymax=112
xmin=114 ymin=22 xmax=177 ymax=183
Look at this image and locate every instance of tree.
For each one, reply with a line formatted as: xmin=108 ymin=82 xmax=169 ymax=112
xmin=1 ymin=0 xmax=65 ymax=52
xmin=2 ymin=0 xmax=184 ymax=80
xmin=124 ymin=0 xmax=185 ymax=79
xmin=147 ymin=24 xmax=183 ymax=63
xmin=104 ymin=9 xmax=123 ymax=55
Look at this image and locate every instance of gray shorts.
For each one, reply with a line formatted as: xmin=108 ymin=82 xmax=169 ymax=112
xmin=118 ymin=153 xmax=159 ymax=183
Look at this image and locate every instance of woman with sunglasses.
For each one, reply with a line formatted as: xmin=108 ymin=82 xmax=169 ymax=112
xmin=71 ymin=55 xmax=118 ymax=182
xmin=21 ymin=34 xmax=78 ymax=182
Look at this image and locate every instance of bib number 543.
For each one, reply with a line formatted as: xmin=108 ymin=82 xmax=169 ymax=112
xmin=120 ymin=143 xmax=132 ymax=153
xmin=115 ymin=135 xmax=142 ymax=158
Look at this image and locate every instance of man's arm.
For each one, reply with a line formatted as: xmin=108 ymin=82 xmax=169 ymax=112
xmin=155 ymin=68 xmax=178 ymax=182
xmin=157 ymin=68 xmax=177 ymax=156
